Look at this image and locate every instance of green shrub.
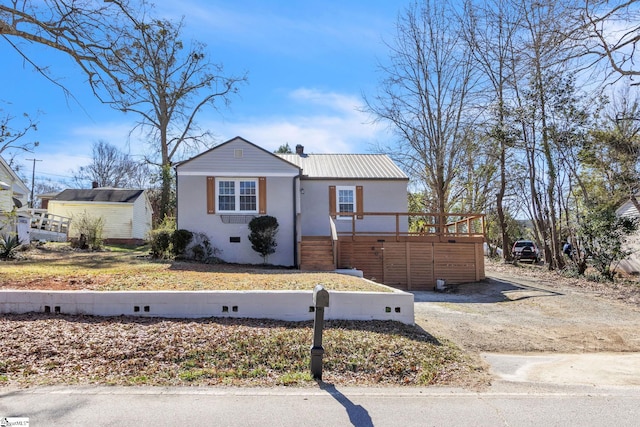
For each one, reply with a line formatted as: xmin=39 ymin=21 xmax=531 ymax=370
xmin=0 ymin=234 xmax=21 ymax=259
xmin=147 ymin=216 xmax=178 ymax=259
xmin=149 ymin=229 xmax=172 ymax=259
xmin=172 ymin=229 xmax=193 ymax=257
xmin=248 ymin=215 xmax=279 ymax=263
xmin=578 ymin=205 xmax=639 ymax=281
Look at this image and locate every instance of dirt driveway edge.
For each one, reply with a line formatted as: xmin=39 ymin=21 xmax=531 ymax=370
xmin=413 ymin=268 xmax=640 ymax=354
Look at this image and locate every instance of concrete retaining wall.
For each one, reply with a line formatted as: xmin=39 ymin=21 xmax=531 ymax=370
xmin=0 ymin=289 xmax=414 ymax=325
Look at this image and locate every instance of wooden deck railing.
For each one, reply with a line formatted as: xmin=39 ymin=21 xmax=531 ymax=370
xmin=329 ymin=212 xmax=485 ymax=241
xmin=329 ymin=216 xmax=338 ymax=267
xmin=26 ymin=209 xmax=71 ymax=234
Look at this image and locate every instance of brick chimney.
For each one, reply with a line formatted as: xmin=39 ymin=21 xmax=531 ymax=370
xmin=295 ymin=144 xmax=304 ymax=156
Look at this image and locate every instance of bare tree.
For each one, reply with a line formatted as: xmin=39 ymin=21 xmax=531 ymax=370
xmin=512 ymin=0 xmax=581 ymax=270
xmin=462 ymin=0 xmax=522 ymax=260
xmin=71 ymin=140 xmax=150 ymax=188
xmin=0 ymin=0 xmax=131 ymax=93
xmin=99 ymin=11 xmax=247 ymax=220
xmin=0 ymin=110 xmax=39 ymax=158
xmin=571 ymin=0 xmax=640 ymax=82
xmin=364 ymin=0 xmax=474 ymax=213
xmin=31 ymin=178 xmax=63 ymax=208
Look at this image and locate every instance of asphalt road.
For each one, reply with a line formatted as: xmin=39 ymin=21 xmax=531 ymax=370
xmin=2 ymin=383 xmax=640 ymax=427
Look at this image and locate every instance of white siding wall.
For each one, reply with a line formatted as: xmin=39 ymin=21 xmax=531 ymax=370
xmin=0 ymin=167 xmax=10 ymax=212
xmin=131 ymin=193 xmax=153 ymax=240
xmin=48 ymin=202 xmax=134 ymax=239
xmin=617 ymin=201 xmax=640 ymax=218
xmin=0 ymin=190 xmax=11 ymax=213
xmin=300 ymin=179 xmax=409 ymax=236
xmin=0 ymin=167 xmax=24 ymax=212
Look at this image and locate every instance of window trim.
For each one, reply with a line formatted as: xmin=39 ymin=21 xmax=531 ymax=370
xmin=329 ymin=185 xmax=363 ymax=220
xmin=217 ymin=178 xmax=259 ymax=214
xmin=336 ymin=185 xmax=356 ymax=220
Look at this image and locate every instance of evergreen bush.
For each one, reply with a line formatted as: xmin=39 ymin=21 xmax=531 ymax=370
xmin=248 ymin=215 xmax=279 ymax=263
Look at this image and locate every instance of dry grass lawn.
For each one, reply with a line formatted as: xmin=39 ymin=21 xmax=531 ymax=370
xmin=0 ymin=243 xmax=386 ymax=292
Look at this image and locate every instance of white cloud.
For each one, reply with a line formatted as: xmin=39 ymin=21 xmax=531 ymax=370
xmin=36 ymin=152 xmax=92 ymax=177
xmin=289 ymin=88 xmax=363 ymax=114
xmin=206 ymin=88 xmax=386 ymax=153
xmin=67 ymin=122 xmax=148 ymax=156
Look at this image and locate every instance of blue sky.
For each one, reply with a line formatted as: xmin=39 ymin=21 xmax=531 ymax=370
xmin=0 ymin=0 xmax=406 ymax=186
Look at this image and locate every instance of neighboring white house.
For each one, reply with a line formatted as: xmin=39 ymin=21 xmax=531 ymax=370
xmin=616 ymin=197 xmax=640 ymax=274
xmin=0 ymin=155 xmax=30 ymax=242
xmin=175 ymin=136 xmax=409 ymax=267
xmin=47 ymin=188 xmax=153 ymax=243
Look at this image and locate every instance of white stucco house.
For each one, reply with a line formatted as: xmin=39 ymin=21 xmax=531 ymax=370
xmin=47 ymin=187 xmax=153 ymax=243
xmin=0 ymin=155 xmax=30 ymax=242
xmin=175 ymin=136 xmax=410 ymax=267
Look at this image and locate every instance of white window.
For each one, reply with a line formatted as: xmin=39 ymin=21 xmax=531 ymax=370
xmin=336 ymin=186 xmax=355 ymax=219
xmin=218 ymin=179 xmax=258 ymax=213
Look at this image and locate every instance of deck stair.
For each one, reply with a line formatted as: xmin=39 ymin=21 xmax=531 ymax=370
xmin=300 ymin=236 xmax=335 ymax=271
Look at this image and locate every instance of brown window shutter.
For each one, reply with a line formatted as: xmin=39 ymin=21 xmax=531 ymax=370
xmin=259 ymin=177 xmax=267 ymax=214
xmin=329 ymin=185 xmax=336 ymax=218
xmin=356 ymin=186 xmax=364 ymax=219
xmin=206 ymin=176 xmax=215 ymax=214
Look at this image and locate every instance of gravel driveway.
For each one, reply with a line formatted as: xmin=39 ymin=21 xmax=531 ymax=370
xmin=413 ymin=265 xmax=640 ymax=354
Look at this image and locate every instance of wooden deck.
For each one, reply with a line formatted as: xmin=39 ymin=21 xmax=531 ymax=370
xmin=300 ymin=212 xmax=485 ymax=290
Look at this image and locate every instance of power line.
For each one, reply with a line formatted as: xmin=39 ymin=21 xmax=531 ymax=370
xmin=36 ymin=171 xmax=75 ymax=179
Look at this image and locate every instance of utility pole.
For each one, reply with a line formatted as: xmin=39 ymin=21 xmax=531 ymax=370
xmin=25 ymin=158 xmax=42 ymax=208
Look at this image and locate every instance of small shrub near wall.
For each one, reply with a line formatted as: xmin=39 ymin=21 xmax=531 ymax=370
xmin=148 ymin=216 xmax=176 ymax=259
xmin=248 ymin=215 xmax=279 ymax=264
xmin=172 ymin=229 xmax=194 ymax=257
xmin=189 ymin=232 xmax=222 ymax=263
xmin=148 ymin=229 xmax=172 ymax=258
xmin=147 ymin=222 xmax=221 ymax=262
xmin=70 ymin=211 xmax=105 ymax=250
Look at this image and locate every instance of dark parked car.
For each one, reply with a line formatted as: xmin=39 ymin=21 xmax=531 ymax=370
xmin=511 ymin=240 xmax=540 ymax=263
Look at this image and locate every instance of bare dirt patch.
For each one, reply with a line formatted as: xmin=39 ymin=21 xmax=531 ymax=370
xmin=414 ymin=260 xmax=640 ymax=354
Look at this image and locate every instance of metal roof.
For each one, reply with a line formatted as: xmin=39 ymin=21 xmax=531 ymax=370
xmin=276 ymin=154 xmax=408 ymax=180
xmin=52 ymin=189 xmax=145 ymax=203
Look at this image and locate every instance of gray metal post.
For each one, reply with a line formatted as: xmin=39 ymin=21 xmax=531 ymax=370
xmin=310 ymin=284 xmax=329 ymax=380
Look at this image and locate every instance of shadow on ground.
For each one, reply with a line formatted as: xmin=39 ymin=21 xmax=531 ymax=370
xmin=411 ymin=278 xmax=563 ymax=304
xmin=319 ymin=381 xmax=374 ymax=427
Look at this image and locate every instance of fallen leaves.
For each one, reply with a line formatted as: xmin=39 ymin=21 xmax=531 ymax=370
xmin=0 ymin=314 xmax=488 ymax=389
